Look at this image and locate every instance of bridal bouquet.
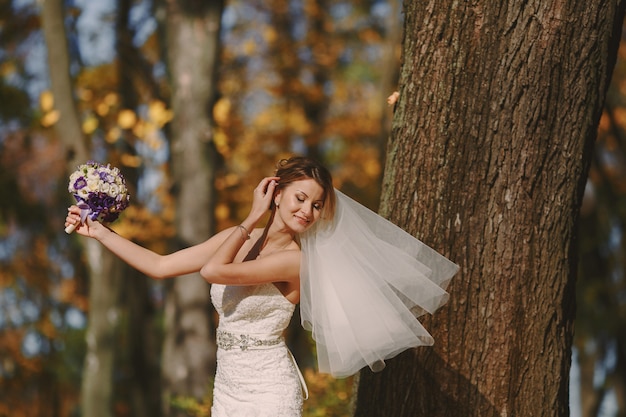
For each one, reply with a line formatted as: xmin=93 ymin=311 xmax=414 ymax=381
xmin=65 ymin=161 xmax=130 ymax=234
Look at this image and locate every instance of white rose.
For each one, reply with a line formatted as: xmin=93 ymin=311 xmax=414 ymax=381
xmin=108 ymin=183 xmax=120 ymax=197
xmin=87 ymin=179 xmax=99 ymax=191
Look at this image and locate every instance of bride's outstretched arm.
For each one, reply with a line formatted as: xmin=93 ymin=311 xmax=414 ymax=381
xmin=65 ymin=206 xmax=232 ymax=279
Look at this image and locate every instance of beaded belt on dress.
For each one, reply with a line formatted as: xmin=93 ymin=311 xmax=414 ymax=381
xmin=216 ymin=329 xmax=283 ymax=351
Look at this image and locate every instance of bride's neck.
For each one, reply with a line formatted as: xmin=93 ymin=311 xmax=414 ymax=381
xmin=264 ymin=224 xmax=295 ymax=250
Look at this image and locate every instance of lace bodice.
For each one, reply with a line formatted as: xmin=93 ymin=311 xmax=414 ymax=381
xmin=211 ymin=283 xmax=295 ymax=336
xmin=210 ymin=283 xmax=304 ymax=417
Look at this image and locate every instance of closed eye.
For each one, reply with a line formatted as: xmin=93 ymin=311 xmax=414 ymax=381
xmin=297 ymin=197 xmax=321 ymax=210
xmin=295 ymin=191 xmax=323 ymax=210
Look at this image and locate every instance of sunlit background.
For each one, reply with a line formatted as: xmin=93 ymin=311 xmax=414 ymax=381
xmin=0 ymin=0 xmax=624 ymax=416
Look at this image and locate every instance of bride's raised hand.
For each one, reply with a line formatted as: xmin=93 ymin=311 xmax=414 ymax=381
xmin=247 ymin=176 xmax=279 ymax=222
xmin=65 ymin=205 xmax=107 ymax=239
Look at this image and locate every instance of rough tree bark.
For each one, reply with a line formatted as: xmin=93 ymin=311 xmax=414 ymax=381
xmin=355 ymin=1 xmax=625 ymax=416
xmin=159 ymin=0 xmax=224 ymax=415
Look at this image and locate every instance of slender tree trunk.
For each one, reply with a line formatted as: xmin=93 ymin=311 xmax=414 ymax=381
xmin=355 ymin=1 xmax=625 ymax=416
xmin=80 ymin=240 xmax=123 ymax=417
xmin=41 ymin=2 xmax=125 ymax=416
xmin=159 ymin=1 xmax=224 ymax=414
xmin=40 ymin=0 xmax=88 ymax=167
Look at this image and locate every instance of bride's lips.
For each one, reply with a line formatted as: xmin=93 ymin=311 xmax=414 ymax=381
xmin=294 ymin=215 xmax=310 ymax=225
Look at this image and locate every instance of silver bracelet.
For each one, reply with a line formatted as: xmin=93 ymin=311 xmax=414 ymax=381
xmin=237 ymin=224 xmax=251 ymax=240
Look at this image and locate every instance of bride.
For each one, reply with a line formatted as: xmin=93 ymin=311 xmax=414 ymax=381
xmin=65 ymin=156 xmax=458 ymax=416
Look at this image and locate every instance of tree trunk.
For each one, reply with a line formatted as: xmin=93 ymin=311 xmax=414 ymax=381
xmin=80 ymin=240 xmax=123 ymax=417
xmin=40 ymin=0 xmax=88 ymax=167
xmin=354 ymin=1 xmax=625 ymax=416
xmin=159 ymin=0 xmax=224 ymax=414
xmin=41 ymin=2 xmax=125 ymax=416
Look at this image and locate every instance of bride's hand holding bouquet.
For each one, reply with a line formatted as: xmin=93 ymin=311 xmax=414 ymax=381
xmin=64 ymin=161 xmax=130 ymax=236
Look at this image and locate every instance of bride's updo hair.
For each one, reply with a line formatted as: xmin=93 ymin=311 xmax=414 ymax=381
xmin=275 ymin=156 xmax=336 ymax=221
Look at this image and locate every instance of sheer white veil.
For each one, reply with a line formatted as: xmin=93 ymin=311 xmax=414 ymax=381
xmin=299 ymin=190 xmax=459 ymax=378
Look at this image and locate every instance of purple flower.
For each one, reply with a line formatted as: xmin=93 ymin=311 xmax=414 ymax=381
xmin=73 ymin=177 xmax=87 ymax=190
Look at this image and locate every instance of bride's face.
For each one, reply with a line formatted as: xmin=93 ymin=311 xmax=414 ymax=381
xmin=275 ymin=178 xmax=325 ymax=233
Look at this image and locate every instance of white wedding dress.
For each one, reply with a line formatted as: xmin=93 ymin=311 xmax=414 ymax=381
xmin=210 ymin=283 xmax=305 ymax=417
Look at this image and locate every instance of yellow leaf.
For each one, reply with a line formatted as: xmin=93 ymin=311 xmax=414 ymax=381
xmin=598 ymin=112 xmax=610 ymax=134
xmin=359 ymin=28 xmax=382 ymax=43
xmin=132 ymin=120 xmax=146 ymax=138
xmin=289 ymin=110 xmax=311 ymax=135
xmin=106 ymin=127 xmax=121 ymax=143
xmin=254 ymin=110 xmax=274 ymax=129
xmin=82 ymin=115 xmax=99 ymax=134
xmin=96 ymin=101 xmax=110 ymax=116
xmin=613 ymin=107 xmax=626 ymax=131
xmin=215 ymin=203 xmax=230 ymax=221
xmin=224 ymin=173 xmax=240 ymax=187
xmin=104 ymin=92 xmax=119 ymax=106
xmin=264 ymin=26 xmax=278 ymax=44
xmin=213 ymin=98 xmax=231 ymax=126
xmin=364 ymin=158 xmax=380 ymax=178
xmin=121 ymin=153 xmax=142 ymax=168
xmin=39 ymin=91 xmax=54 ymax=112
xmin=214 ymin=130 xmax=230 ymax=154
xmin=148 ymin=100 xmax=173 ymax=127
xmin=118 ymin=109 xmax=137 ymax=129
xmin=40 ymin=110 xmax=60 ymax=127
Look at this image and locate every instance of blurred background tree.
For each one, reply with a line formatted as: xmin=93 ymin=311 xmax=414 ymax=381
xmin=158 ymin=2 xmax=223 ymax=416
xmin=0 ymin=0 xmax=624 ymax=416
